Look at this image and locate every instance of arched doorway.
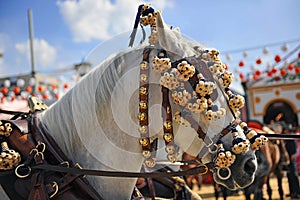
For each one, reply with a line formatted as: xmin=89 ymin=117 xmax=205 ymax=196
xmin=263 ymin=100 xmax=298 ymax=128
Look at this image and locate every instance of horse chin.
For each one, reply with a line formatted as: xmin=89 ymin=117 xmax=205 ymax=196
xmin=213 ymin=151 xmax=258 ymax=190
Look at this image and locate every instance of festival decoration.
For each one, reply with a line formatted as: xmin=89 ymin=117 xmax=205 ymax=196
xmin=238 ymin=61 xmax=245 ymax=67
xmin=274 ymin=54 xmax=281 ymax=63
xmin=255 ymin=58 xmax=262 ymax=65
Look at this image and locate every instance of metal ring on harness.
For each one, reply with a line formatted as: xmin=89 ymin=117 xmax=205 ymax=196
xmin=36 ymin=141 xmax=46 ymax=153
xmin=217 ymin=167 xmax=231 ymax=180
xmin=199 ymin=163 xmax=209 ymax=175
xmin=208 ymin=144 xmax=218 ymax=154
xmin=49 ymin=181 xmax=58 ymax=198
xmin=15 ymin=164 xmax=31 ymax=178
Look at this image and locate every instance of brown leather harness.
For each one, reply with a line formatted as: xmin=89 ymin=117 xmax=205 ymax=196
xmin=1 ymin=112 xmax=104 ymax=200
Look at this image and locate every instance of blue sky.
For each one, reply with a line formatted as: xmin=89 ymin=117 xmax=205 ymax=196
xmin=1 ymin=0 xmax=300 ymax=82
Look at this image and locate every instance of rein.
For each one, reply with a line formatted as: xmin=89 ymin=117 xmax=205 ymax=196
xmin=260 ymin=133 xmax=300 ymax=140
xmin=21 ymin=162 xmax=213 ymax=179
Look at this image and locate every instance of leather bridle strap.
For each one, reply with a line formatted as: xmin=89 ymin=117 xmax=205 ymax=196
xmin=30 ymin=162 xmax=214 ymax=178
xmin=0 ymin=109 xmax=29 ymax=120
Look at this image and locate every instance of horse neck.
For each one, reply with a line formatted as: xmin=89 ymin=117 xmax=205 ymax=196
xmin=40 ymin=47 xmax=148 ymax=167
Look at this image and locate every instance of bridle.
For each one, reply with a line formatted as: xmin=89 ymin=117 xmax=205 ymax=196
xmin=0 ymin=3 xmax=270 ymax=186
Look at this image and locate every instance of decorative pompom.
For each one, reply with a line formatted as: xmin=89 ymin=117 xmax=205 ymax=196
xmin=152 ymin=56 xmax=171 ymax=73
xmin=250 ymin=135 xmax=268 ymax=151
xmin=172 ymin=60 xmax=195 ymax=82
xmin=172 ymin=90 xmax=192 ymax=106
xmin=186 ymin=97 xmax=208 ymax=113
xmin=173 ymin=111 xmax=191 ymax=127
xmin=205 ymin=108 xmax=225 ymax=121
xmin=229 ymin=94 xmax=245 ymax=112
xmin=195 ymin=80 xmax=216 ymax=97
xmin=219 ymin=71 xmax=234 ymax=88
xmin=140 ymin=8 xmax=158 ymax=27
xmin=0 ymin=141 xmax=21 ymax=170
xmin=159 ymin=72 xmax=180 ymax=90
xmin=208 ymin=49 xmax=220 ymax=61
xmin=242 ymin=122 xmax=268 ymax=151
xmin=215 ymin=141 xmax=236 ymax=168
xmin=209 ymin=63 xmax=226 ymax=76
xmin=231 ymin=129 xmax=250 ymax=154
xmin=0 ymin=121 xmax=12 ymax=137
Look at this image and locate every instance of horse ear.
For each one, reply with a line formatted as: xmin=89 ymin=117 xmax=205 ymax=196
xmin=156 ymin=12 xmax=185 ymax=56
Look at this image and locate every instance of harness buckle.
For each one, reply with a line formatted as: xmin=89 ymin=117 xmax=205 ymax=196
xmin=203 ymin=137 xmax=218 ymax=154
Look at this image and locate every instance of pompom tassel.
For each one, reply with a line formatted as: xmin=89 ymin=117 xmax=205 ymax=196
xmin=231 ymin=128 xmax=250 ymax=154
xmin=214 ymin=140 xmax=236 ymax=168
xmin=249 ymin=134 xmax=268 ymax=151
xmin=240 ymin=122 xmax=268 ymax=151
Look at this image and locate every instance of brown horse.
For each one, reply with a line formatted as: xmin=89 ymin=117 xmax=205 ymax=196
xmin=244 ymin=122 xmax=289 ymax=200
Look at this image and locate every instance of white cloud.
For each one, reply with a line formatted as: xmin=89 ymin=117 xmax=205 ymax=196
xmin=15 ymin=38 xmax=57 ymax=69
xmin=57 ymin=0 xmax=173 ymax=42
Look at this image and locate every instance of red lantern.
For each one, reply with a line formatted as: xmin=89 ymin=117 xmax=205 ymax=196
xmin=256 ymin=58 xmax=262 ymax=65
xmin=239 ymin=73 xmax=244 ymax=80
xmin=271 ymin=68 xmax=277 ymax=74
xmin=238 ymin=61 xmax=245 ymax=67
xmin=25 ymin=86 xmax=32 ymax=93
xmin=42 ymin=94 xmax=48 ymax=100
xmin=54 ymin=93 xmax=59 ymax=99
xmin=288 ymin=64 xmax=294 ymax=71
xmin=274 ymin=55 xmax=281 ymax=63
xmin=255 ymin=70 xmax=262 ymax=76
xmin=52 ymin=84 xmax=57 ymax=90
xmin=1 ymin=87 xmax=8 ymax=95
xmin=267 ymin=71 xmax=273 ymax=77
xmin=280 ymin=69 xmax=287 ymax=76
xmin=298 ymin=52 xmax=300 ymax=59
xmin=13 ymin=86 xmax=20 ymax=94
xmin=253 ymin=74 xmax=259 ymax=80
xmin=295 ymin=67 xmax=300 ymax=74
xmin=38 ymin=85 xmax=44 ymax=92
xmin=63 ymin=83 xmax=69 ymax=89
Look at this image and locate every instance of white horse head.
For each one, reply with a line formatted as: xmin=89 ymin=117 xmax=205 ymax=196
xmin=39 ymin=5 xmax=267 ymax=199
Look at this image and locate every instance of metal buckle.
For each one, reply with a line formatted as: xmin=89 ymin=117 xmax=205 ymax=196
xmin=75 ymin=163 xmax=86 ymax=178
xmin=203 ymin=137 xmax=218 ymax=154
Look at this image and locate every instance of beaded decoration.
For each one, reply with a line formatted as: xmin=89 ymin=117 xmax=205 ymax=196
xmin=139 ymin=4 xmax=160 ymax=45
xmin=240 ymin=122 xmax=268 ymax=151
xmin=214 ymin=140 xmax=236 ymax=168
xmin=231 ymin=127 xmax=250 ymax=154
xmin=134 ymin=4 xmax=267 ymax=169
xmin=0 ymin=121 xmax=21 ymax=170
xmin=138 ymin=48 xmax=158 ymax=167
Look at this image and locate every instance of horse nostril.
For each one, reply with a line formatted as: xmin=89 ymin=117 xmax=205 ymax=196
xmin=244 ymin=158 xmax=256 ymax=175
